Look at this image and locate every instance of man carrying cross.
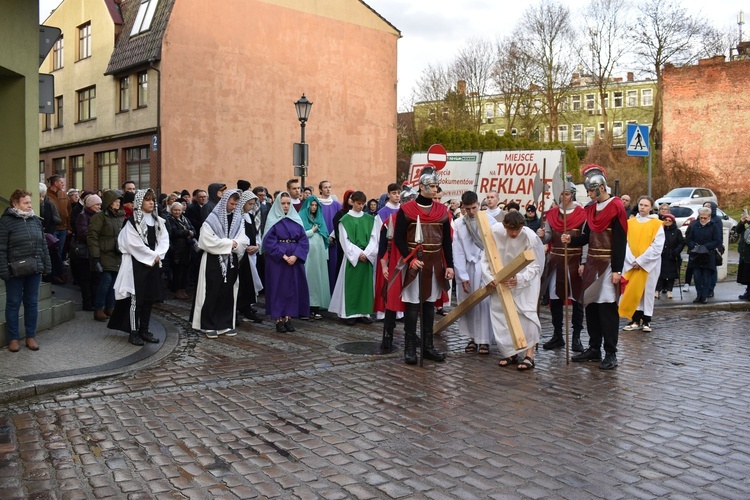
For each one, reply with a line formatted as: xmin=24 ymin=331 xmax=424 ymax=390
xmin=482 ymin=211 xmax=545 ymax=370
xmin=394 ymin=167 xmax=454 ymax=365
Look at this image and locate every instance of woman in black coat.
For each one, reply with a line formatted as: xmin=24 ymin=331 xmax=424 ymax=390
xmin=656 ymin=214 xmax=684 ymax=299
xmin=165 ymin=202 xmax=195 ymax=300
xmin=686 ymin=207 xmax=722 ymax=304
xmin=0 ymin=189 xmax=52 ymax=352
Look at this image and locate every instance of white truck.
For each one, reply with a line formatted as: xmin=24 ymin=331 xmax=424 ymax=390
xmin=409 ymin=149 xmax=567 ymax=211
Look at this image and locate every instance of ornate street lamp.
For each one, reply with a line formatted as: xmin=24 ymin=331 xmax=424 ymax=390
xmin=294 ymin=94 xmax=313 ymax=190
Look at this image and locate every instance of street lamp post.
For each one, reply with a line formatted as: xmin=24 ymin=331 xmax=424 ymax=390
xmin=294 ymin=94 xmax=313 ymax=190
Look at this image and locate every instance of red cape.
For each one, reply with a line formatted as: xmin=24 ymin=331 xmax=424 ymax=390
xmin=547 ymin=205 xmax=587 ymax=232
xmin=401 ymin=199 xmax=449 ymax=223
xmin=584 ymin=197 xmax=628 ymax=233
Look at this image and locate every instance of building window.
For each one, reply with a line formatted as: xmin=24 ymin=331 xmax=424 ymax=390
xmin=131 ymin=0 xmax=160 ymax=36
xmin=42 ymin=113 xmax=51 ymax=132
xmin=53 ymin=36 xmax=64 ymax=70
xmin=137 ymin=71 xmax=148 ymax=108
xmin=78 ymin=22 xmax=91 ymax=60
xmin=119 ymin=77 xmax=130 ymax=112
xmin=126 ymin=146 xmax=150 ymax=188
xmin=53 ymin=157 xmax=66 ymax=179
xmin=558 ymin=99 xmax=568 ymax=112
xmin=603 ymin=93 xmax=609 ymax=109
xmin=613 ymin=91 xmax=623 ymax=108
xmin=626 ymin=90 xmax=637 ymax=107
xmin=642 ymin=89 xmax=653 ymax=106
xmin=496 ymin=129 xmax=505 ymax=136
xmin=511 ymin=128 xmax=518 ymax=137
xmin=571 ymin=95 xmax=581 ymax=111
xmin=612 ymin=121 xmax=624 ymax=139
xmin=39 ymin=160 xmax=46 ymax=184
xmin=97 ymin=151 xmax=119 ymax=191
xmin=71 ymin=155 xmax=84 ymax=189
xmin=55 ymin=96 xmax=64 ymax=128
xmin=558 ymin=125 xmax=568 ymax=142
xmin=572 ymin=124 xmax=582 ymax=141
xmin=585 ymin=127 xmax=595 ymax=146
xmin=77 ymin=86 xmax=96 ymax=121
xmin=598 ymin=122 xmax=606 ymax=138
xmin=585 ymin=94 xmax=595 ymax=110
xmin=484 ymin=103 xmax=494 ymax=122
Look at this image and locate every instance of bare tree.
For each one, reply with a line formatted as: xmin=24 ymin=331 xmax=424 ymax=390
xmin=632 ymin=0 xmax=714 ymax=150
xmin=449 ymin=37 xmax=497 ymax=133
xmin=579 ymin=0 xmax=631 ymax=148
xmin=411 ymin=63 xmax=473 ymax=131
xmin=493 ymin=36 xmax=534 ymax=135
xmin=517 ymin=0 xmax=579 ymax=142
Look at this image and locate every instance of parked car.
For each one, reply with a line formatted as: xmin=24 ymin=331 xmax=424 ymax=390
xmin=655 ymin=187 xmax=718 ymax=207
xmin=669 ymin=204 xmax=738 ymax=241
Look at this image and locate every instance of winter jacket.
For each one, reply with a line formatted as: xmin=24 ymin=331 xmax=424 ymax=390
xmin=659 ymin=223 xmax=684 ymax=280
xmin=686 ymin=219 xmax=721 ymax=269
xmin=0 ymin=208 xmax=53 ymax=281
xmin=48 ymin=186 xmax=71 ymax=231
xmin=200 ymin=182 xmax=227 ymax=226
xmin=87 ymin=190 xmax=124 ymax=272
xmin=41 ymin=196 xmax=60 ymax=234
xmin=165 ymin=214 xmax=195 ymax=265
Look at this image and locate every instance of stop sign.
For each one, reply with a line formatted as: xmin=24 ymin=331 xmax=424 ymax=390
xmin=426 ymin=144 xmax=448 ymax=171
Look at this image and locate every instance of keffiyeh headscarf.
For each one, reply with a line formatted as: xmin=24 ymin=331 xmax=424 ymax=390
xmin=132 ymin=189 xmax=165 ymax=246
xmin=239 ymin=190 xmax=258 ymax=219
xmin=203 ymin=189 xmax=244 ymax=281
xmin=261 ymin=191 xmax=304 ymax=253
xmin=299 ymin=195 xmax=329 ymax=249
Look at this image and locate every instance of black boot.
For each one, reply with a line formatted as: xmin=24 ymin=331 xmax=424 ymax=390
xmin=571 ymin=330 xmax=584 ymax=352
xmin=403 ymin=303 xmax=419 ymax=364
xmin=129 ymin=332 xmax=145 ymax=346
xmin=543 ymin=331 xmax=565 ymax=350
xmin=381 ymin=310 xmax=395 ymax=350
xmin=421 ymin=303 xmax=445 ymax=362
xmin=139 ymin=331 xmax=159 ymax=344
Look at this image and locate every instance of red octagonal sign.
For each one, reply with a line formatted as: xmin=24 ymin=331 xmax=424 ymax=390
xmin=426 ymin=144 xmax=448 ymax=171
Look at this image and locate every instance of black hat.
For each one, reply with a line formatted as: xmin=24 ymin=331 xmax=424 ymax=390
xmin=122 ymin=191 xmax=136 ymax=204
xmin=526 ymin=205 xmax=537 ymax=213
xmin=181 ymin=189 xmax=190 ymax=197
xmin=237 ymin=179 xmax=251 ymax=191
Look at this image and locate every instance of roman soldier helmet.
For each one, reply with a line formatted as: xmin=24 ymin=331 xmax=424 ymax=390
xmin=400 ymin=188 xmax=418 ymax=204
xmin=419 ymin=166 xmax=440 ymax=189
xmin=582 ymin=164 xmax=607 ymax=191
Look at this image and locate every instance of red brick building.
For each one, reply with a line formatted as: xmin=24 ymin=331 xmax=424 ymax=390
xmin=662 ymin=56 xmax=750 ymax=197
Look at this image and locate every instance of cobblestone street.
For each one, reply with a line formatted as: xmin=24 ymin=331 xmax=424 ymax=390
xmin=1 ymin=300 xmax=749 ymax=499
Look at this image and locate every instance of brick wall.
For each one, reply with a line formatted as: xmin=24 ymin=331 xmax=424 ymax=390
xmin=662 ymin=57 xmax=750 ymax=200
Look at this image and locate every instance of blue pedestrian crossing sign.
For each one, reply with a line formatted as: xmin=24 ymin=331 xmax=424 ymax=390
xmin=626 ymin=123 xmax=649 ymax=157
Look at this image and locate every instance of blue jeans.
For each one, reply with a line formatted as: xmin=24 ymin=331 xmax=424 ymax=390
xmin=54 ymin=229 xmax=67 ymax=261
xmin=694 ymin=267 xmax=713 ymax=298
xmin=94 ymin=271 xmax=117 ymax=311
xmin=4 ymin=273 xmax=42 ymax=340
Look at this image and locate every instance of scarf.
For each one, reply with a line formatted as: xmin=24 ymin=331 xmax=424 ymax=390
xmin=203 ymin=189 xmax=244 ymax=281
xmin=261 ymin=191 xmax=304 ymax=253
xmin=464 ymin=215 xmax=484 ymax=250
xmin=10 ymin=207 xmax=35 ymax=219
xmin=131 ymin=189 xmax=164 ymax=246
xmin=299 ymin=195 xmax=330 ymax=249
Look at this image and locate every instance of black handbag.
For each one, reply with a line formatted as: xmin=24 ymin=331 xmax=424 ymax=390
xmin=9 ymin=257 xmax=39 ymax=277
xmin=71 ymin=240 xmax=90 ymax=259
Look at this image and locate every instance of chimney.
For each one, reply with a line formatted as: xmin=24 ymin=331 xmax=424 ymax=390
xmin=457 ymin=80 xmax=466 ymax=95
xmin=627 ymin=72 xmax=634 ymax=82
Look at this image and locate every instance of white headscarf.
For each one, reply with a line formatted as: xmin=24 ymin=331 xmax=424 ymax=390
xmin=260 ymin=191 xmax=304 ymax=253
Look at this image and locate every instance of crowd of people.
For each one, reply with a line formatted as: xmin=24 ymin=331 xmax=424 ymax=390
xmin=3 ymin=169 xmax=748 ymax=361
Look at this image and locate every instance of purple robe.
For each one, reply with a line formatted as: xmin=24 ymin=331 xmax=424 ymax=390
xmin=320 ymin=199 xmax=342 ymax=294
xmin=263 ymin=218 xmax=310 ymax=319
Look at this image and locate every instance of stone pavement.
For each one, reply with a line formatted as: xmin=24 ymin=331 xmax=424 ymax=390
xmin=0 ymin=280 xmax=749 ymax=498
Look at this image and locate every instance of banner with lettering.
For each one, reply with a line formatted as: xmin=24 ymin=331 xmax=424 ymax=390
xmin=408 ymin=152 xmax=480 ymax=203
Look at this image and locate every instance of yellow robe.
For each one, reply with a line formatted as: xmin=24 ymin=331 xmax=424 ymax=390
xmin=619 ymin=217 xmax=663 ymax=319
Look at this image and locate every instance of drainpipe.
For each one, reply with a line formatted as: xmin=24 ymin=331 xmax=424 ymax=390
xmin=148 ymin=58 xmax=161 ymax=191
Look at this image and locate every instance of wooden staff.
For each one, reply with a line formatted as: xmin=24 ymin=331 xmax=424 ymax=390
xmin=563 ymin=167 xmax=570 ymax=365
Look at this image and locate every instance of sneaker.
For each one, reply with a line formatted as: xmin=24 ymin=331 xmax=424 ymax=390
xmin=683 ymin=284 xmax=690 ymax=292
xmin=599 ymin=353 xmax=618 ymax=370
xmin=622 ymin=322 xmax=641 ymax=331
xmin=642 ymin=324 xmax=652 ymax=332
xmin=667 ymin=291 xmax=673 ymax=299
xmin=655 ymin=291 xmax=660 ymax=299
xmin=224 ymin=329 xmax=237 ymax=337
xmin=205 ymin=330 xmax=219 ymax=339
xmin=571 ymin=347 xmax=601 ymax=363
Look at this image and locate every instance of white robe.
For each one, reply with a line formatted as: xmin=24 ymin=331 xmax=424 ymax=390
xmin=329 ymin=211 xmax=379 ymax=319
xmin=191 ymin=224 xmax=249 ymax=330
xmin=622 ymin=214 xmax=665 ymax=317
xmin=114 ymin=215 xmax=170 ymax=301
xmin=481 ymin=225 xmax=545 ymax=357
xmin=453 ymin=212 xmax=496 ymax=344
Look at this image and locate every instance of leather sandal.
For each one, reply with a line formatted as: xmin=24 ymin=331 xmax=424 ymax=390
xmin=478 ymin=344 xmax=490 ymax=355
xmin=498 ymin=354 xmax=518 ymax=367
xmin=464 ymin=340 xmax=478 ymax=353
xmin=517 ymin=356 xmax=535 ymax=371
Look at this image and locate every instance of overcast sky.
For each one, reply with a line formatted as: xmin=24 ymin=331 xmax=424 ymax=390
xmin=40 ymin=0 xmax=747 ymax=109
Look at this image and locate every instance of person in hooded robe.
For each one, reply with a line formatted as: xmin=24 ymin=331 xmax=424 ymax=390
xmin=237 ymin=190 xmax=264 ymax=323
xmin=299 ymin=194 xmax=331 ymax=318
xmin=262 ymin=192 xmax=310 ymax=333
xmin=108 ymin=189 xmax=169 ymax=346
xmin=191 ymin=189 xmax=248 ymax=338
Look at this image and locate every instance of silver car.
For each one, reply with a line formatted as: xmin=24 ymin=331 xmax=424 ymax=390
xmin=656 ymin=187 xmax=718 ymax=207
xmin=669 ymin=204 xmax=738 ymax=241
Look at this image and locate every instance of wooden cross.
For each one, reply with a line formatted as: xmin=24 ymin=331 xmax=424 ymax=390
xmin=434 ymin=214 xmax=533 ymax=350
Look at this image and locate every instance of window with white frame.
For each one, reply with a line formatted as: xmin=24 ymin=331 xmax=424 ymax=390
xmin=641 ymin=89 xmax=653 ymax=106
xmin=496 ymin=129 xmax=505 ymax=136
xmin=613 ymin=91 xmax=623 ymax=108
xmin=612 ymin=121 xmax=624 ymax=138
xmin=485 ymin=103 xmax=494 ymax=122
xmin=511 ymin=128 xmax=518 ymax=137
xmin=572 ymin=124 xmax=582 ymax=141
xmin=131 ymin=0 xmax=160 ymax=36
xmin=585 ymin=127 xmax=595 ymax=145
xmin=626 ymin=90 xmax=637 ymax=107
xmin=585 ymin=94 xmax=595 ymax=110
xmin=571 ymin=95 xmax=581 ymax=111
xmin=98 ymin=151 xmax=119 ymax=191
xmin=603 ymin=93 xmax=609 ymax=109
xmin=137 ymin=71 xmax=148 ymax=107
xmin=558 ymin=125 xmax=569 ymax=142
xmin=598 ymin=122 xmax=606 ymax=138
